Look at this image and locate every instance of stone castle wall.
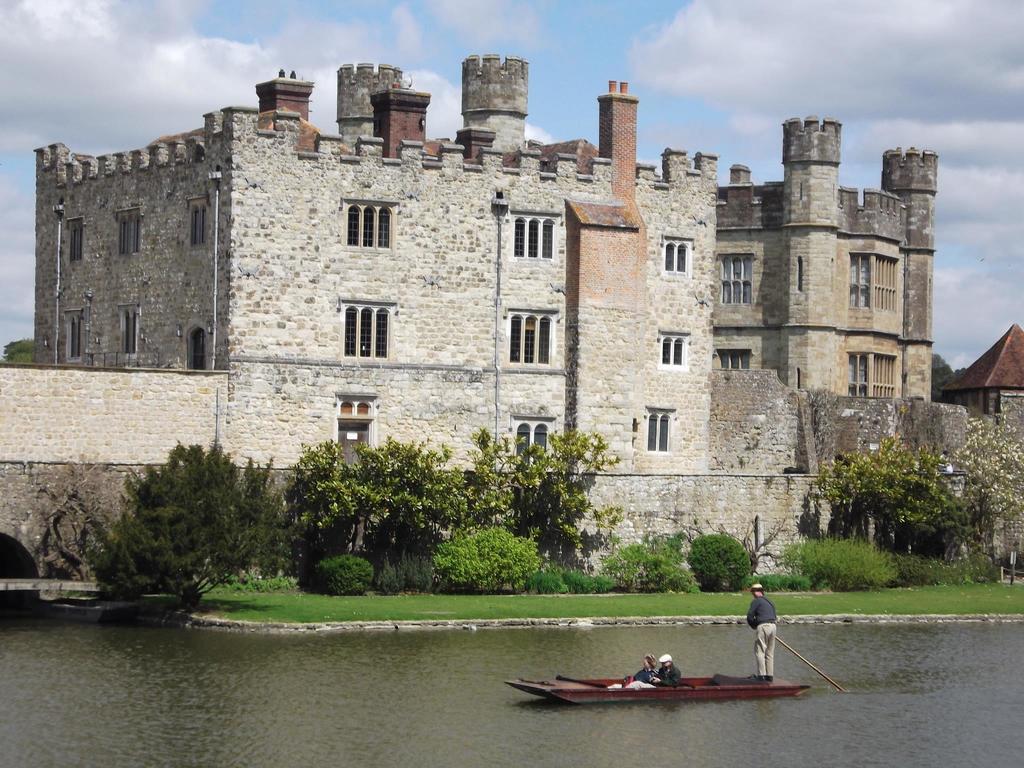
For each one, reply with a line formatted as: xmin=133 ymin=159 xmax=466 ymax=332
xmin=0 ymin=365 xmax=225 ymax=463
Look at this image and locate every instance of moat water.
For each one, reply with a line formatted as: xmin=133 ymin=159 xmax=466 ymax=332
xmin=0 ymin=618 xmax=1021 ymax=767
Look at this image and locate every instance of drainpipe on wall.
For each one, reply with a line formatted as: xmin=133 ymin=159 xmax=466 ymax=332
xmin=209 ymin=168 xmax=222 ymax=369
xmin=52 ymin=199 xmax=65 ymax=365
xmin=901 ymin=252 xmax=909 ymax=398
xmin=491 ymin=191 xmax=509 ymax=437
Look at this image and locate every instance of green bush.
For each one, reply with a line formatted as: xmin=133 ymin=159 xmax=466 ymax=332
xmin=223 ymin=574 xmax=299 ymax=593
xmin=562 ymin=569 xmax=615 ymax=594
xmin=375 ymin=561 xmax=403 ymax=595
xmin=600 ymin=540 xmax=699 ymax=593
xmin=314 ymin=554 xmax=374 ymax=596
xmin=525 ymin=569 xmax=568 ymax=594
xmin=741 ymin=573 xmax=812 ymax=592
xmin=433 ymin=528 xmax=541 ymax=593
xmin=687 ymin=534 xmax=751 ymax=592
xmin=892 ymin=553 xmax=999 ymax=586
xmin=783 ymin=538 xmax=895 ymax=591
xmin=397 ymin=554 xmax=434 ymax=593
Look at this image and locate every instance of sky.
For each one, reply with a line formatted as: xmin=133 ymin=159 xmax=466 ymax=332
xmin=2 ymin=0 xmax=1022 ymax=368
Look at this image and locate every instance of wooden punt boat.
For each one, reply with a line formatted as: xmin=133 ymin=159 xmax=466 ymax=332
xmin=506 ymin=674 xmax=810 ymax=704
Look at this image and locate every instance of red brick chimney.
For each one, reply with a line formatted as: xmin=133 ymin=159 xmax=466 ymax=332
xmin=256 ymin=72 xmax=314 ymax=120
xmin=598 ymin=80 xmax=638 ymax=202
xmin=371 ymin=86 xmax=431 ymax=158
xmin=455 ymin=126 xmax=496 ymax=162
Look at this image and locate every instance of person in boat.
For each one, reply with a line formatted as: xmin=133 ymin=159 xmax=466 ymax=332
xmin=626 ymin=653 xmax=659 ymax=688
xmin=746 ymin=582 xmax=777 ymax=682
xmin=651 ymin=653 xmax=681 ymax=687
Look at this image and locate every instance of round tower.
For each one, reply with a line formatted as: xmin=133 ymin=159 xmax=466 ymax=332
xmin=461 ymin=55 xmax=528 ymax=153
xmin=881 ymin=147 xmax=938 ymax=251
xmin=337 ymin=63 xmax=403 ymax=146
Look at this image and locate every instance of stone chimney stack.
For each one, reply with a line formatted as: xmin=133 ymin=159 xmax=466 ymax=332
xmin=256 ymin=72 xmax=314 ymax=120
xmin=370 ymin=86 xmax=431 ymax=158
xmin=455 ymin=126 xmax=496 ymax=161
xmin=598 ymin=81 xmax=638 ymax=202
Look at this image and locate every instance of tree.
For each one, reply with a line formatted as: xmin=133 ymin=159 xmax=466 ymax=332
xmin=465 ymin=428 xmax=622 ymax=560
xmin=90 ymin=444 xmax=291 ymax=608
xmin=954 ymin=419 xmax=1024 ymax=552
xmin=816 ymin=437 xmax=961 ymax=556
xmin=289 ymin=438 xmax=467 ymax=563
xmin=2 ymin=338 xmax=33 ymax=363
xmin=931 ymin=353 xmax=957 ymax=402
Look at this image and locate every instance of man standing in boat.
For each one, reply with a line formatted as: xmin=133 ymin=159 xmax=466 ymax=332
xmin=746 ymin=583 xmax=777 ymax=682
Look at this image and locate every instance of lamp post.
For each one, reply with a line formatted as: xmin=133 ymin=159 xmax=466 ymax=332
xmin=52 ymin=199 xmax=65 ymax=365
xmin=491 ymin=190 xmax=509 ymax=438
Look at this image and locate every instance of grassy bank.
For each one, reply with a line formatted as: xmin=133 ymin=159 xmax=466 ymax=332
xmin=168 ymin=583 xmax=1024 ymax=624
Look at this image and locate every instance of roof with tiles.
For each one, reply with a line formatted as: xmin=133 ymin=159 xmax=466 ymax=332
xmin=944 ymin=324 xmax=1024 ymax=391
xmin=534 ymin=139 xmax=599 ymax=173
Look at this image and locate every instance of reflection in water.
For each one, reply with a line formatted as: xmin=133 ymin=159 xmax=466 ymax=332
xmin=0 ymin=620 xmax=1020 ymax=767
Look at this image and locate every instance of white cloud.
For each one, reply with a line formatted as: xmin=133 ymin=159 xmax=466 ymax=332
xmin=406 ymin=70 xmax=461 ymax=140
xmin=524 ymin=123 xmax=553 ymax=144
xmin=630 ymin=0 xmax=1024 ymax=121
xmin=934 ymin=266 xmax=1020 ymax=368
xmin=0 ymin=175 xmax=36 ymax=346
xmin=424 ymin=0 xmax=541 ymax=46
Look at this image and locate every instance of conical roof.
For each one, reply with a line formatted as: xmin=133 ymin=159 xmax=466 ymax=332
xmin=944 ymin=324 xmax=1024 ymax=391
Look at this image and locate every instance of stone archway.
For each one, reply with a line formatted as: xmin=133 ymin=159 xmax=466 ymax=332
xmin=0 ymin=532 xmax=39 ymax=610
xmin=0 ymin=533 xmax=38 ymax=579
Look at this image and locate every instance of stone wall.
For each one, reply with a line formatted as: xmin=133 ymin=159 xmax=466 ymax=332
xmin=708 ymin=369 xmax=813 ymax=474
xmin=0 ymin=365 xmax=225 ymax=463
xmin=590 ymin=472 xmax=821 ymax=570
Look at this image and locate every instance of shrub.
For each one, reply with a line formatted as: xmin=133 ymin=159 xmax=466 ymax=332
xmin=892 ymin=552 xmax=999 ymax=586
xmin=433 ymin=528 xmax=541 ymax=593
xmin=562 ymin=569 xmax=615 ymax=594
xmin=223 ymin=574 xmax=299 ymax=593
xmin=375 ymin=561 xmax=403 ymax=595
xmin=315 ymin=554 xmax=373 ymax=596
xmin=397 ymin=554 xmax=434 ymax=592
xmin=687 ymin=534 xmax=751 ymax=592
xmin=525 ymin=569 xmax=568 ymax=594
xmin=783 ymin=538 xmax=895 ymax=591
xmin=741 ymin=573 xmax=812 ymax=592
xmin=600 ymin=540 xmax=699 ymax=593
xmin=90 ymin=444 xmax=292 ymax=608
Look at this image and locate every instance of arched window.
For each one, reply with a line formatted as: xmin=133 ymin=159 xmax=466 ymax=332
xmin=664 ymin=242 xmax=676 ymax=272
xmin=508 ymin=313 xmax=555 ymax=365
xmin=659 ymin=333 xmax=689 ymax=369
xmin=188 ymin=327 xmax=206 ymax=370
xmin=343 ymin=304 xmax=391 ymax=360
xmin=797 ymin=256 xmax=804 ymax=292
xmin=542 ymin=220 xmax=554 ymax=259
xmin=377 ymin=208 xmax=390 ymax=249
xmin=361 ymin=207 xmax=376 ymax=248
xmin=514 ymin=218 xmax=526 ymax=258
xmin=347 ymin=207 xmax=360 ymax=246
xmin=647 ymin=412 xmax=671 ymax=452
xmin=512 ymin=215 xmax=557 ymax=260
xmin=527 ymin=219 xmax=539 ymax=258
xmin=533 ymin=423 xmax=548 ymax=450
xmin=516 ymin=423 xmax=531 ymax=455
xmin=721 ymin=255 xmax=752 ymax=304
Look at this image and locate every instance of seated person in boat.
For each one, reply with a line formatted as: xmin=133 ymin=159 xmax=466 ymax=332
xmin=652 ymin=654 xmax=681 ymax=687
xmin=609 ymin=653 xmax=660 ymax=689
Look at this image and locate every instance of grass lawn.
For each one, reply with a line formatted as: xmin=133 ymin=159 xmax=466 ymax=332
xmin=171 ymin=583 xmax=1024 ymax=624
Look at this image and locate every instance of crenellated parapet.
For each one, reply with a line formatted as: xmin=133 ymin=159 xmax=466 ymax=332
xmin=716 ymin=182 xmax=784 ymax=229
xmin=461 ymin=54 xmax=528 ymax=153
xmin=837 ymin=187 xmax=905 ymax=240
xmin=782 ymin=116 xmax=841 ymax=165
xmin=881 ymin=147 xmax=938 ymax=193
xmin=336 ymin=63 xmax=404 ymax=145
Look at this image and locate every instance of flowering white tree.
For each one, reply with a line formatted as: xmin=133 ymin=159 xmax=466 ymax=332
xmin=954 ymin=419 xmax=1024 ymax=551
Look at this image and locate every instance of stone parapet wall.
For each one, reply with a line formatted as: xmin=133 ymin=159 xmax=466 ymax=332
xmin=0 ymin=365 xmax=225 ymax=463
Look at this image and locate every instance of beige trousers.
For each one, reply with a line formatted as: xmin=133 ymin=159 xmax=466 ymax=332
xmin=755 ymin=622 xmax=777 ymax=677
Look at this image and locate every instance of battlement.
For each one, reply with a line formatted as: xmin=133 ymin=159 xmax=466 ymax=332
xmin=461 ymin=54 xmax=528 ymax=152
xmin=782 ymin=116 xmax=842 ymax=164
xmin=838 ymin=186 xmax=905 ymax=240
xmin=716 ymin=182 xmax=785 ymax=229
xmin=337 ymin=63 xmax=404 ymax=142
xmin=881 ymin=147 xmax=938 ymax=193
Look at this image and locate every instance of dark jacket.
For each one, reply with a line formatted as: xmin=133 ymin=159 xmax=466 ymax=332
xmin=747 ymin=595 xmax=777 ymax=629
xmin=654 ymin=663 xmax=681 ymax=687
xmin=633 ymin=667 xmax=657 ymax=684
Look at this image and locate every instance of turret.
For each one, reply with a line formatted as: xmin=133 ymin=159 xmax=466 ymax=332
xmin=882 ymin=147 xmax=938 ymax=250
xmin=337 ymin=63 xmax=404 ymax=146
xmin=782 ymin=116 xmax=841 ymax=226
xmin=461 ymin=55 xmax=528 ymax=153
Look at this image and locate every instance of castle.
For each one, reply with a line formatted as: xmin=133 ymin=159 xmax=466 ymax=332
xmin=1 ymin=54 xmax=950 ymax=576
xmin=29 ymin=54 xmax=937 ymax=468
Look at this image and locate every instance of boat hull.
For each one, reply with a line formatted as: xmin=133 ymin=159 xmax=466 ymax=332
xmin=506 ymin=675 xmax=810 ymax=704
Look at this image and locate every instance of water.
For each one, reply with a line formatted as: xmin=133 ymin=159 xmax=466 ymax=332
xmin=1 ymin=618 xmax=1021 ymax=767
